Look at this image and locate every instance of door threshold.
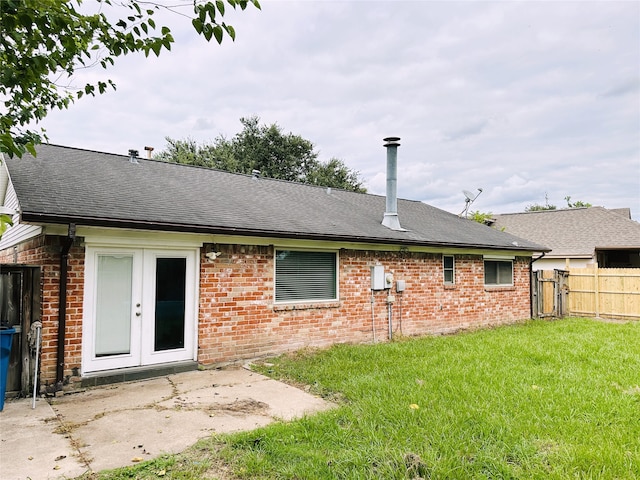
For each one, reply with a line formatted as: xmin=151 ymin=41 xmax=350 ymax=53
xmin=81 ymin=361 xmax=198 ymax=388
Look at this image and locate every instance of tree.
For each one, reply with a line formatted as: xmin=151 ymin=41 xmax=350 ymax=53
xmin=156 ymin=116 xmax=367 ymax=192
xmin=468 ymin=210 xmax=494 ymax=225
xmin=525 ymin=192 xmax=556 ymax=212
xmin=306 ymin=158 xmax=366 ymax=192
xmin=525 ymin=203 xmax=557 ymax=212
xmin=564 ymin=196 xmax=592 ymax=209
xmin=0 ymin=0 xmax=260 ymax=158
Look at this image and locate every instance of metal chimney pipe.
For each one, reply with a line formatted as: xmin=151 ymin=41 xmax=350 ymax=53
xmin=382 ymin=136 xmax=404 ymax=231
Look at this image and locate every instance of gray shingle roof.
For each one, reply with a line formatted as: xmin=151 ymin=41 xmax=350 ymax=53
xmin=491 ymin=207 xmax=640 ymax=258
xmin=6 ymin=144 xmax=546 ymax=252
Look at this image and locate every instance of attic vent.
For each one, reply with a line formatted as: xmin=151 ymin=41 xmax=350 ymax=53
xmin=128 ymin=149 xmax=139 ymax=164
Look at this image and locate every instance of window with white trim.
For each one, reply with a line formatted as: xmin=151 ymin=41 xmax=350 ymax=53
xmin=275 ymin=250 xmax=338 ymax=302
xmin=443 ymin=255 xmax=455 ymax=284
xmin=484 ymin=260 xmax=513 ymax=286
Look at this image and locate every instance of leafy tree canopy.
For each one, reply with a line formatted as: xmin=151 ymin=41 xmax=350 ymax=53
xmin=525 ymin=193 xmax=556 ymax=212
xmin=468 ymin=210 xmax=494 ymax=225
xmin=0 ymin=0 xmax=260 ymax=158
xmin=525 ymin=194 xmax=593 ymax=212
xmin=564 ymin=196 xmax=592 ymax=208
xmin=525 ymin=203 xmax=557 ymax=212
xmin=155 ymin=116 xmax=367 ymax=193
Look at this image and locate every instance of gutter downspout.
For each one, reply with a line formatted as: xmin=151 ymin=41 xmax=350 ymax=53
xmin=529 ymin=252 xmax=546 ymax=318
xmin=56 ymin=224 xmax=76 ymax=385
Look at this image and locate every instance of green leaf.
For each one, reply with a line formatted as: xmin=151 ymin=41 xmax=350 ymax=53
xmin=213 ymin=25 xmax=223 ymax=43
xmin=191 ymin=18 xmax=203 ymax=34
xmin=216 ymin=0 xmax=225 ymax=16
xmin=202 ymin=24 xmax=213 ymax=42
xmin=224 ymin=24 xmax=236 ymax=40
xmin=206 ymin=3 xmax=216 ymax=22
xmin=25 ymin=142 xmax=37 ymax=157
xmin=150 ymin=41 xmax=162 ymax=56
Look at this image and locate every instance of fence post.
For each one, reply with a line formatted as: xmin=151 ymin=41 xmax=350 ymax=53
xmin=594 ymin=263 xmax=599 ymax=318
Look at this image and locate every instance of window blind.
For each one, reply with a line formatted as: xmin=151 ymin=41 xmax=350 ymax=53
xmin=275 ymin=250 xmax=337 ymax=302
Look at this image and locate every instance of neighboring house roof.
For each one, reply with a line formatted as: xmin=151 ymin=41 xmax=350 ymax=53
xmin=4 ymin=144 xmax=546 ymax=252
xmin=491 ymin=207 xmax=640 ymax=258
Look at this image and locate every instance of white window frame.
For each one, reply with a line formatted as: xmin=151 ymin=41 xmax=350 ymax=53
xmin=443 ymin=255 xmax=455 ymax=285
xmin=274 ymin=249 xmax=339 ymax=303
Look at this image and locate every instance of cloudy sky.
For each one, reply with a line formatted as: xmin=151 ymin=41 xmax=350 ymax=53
xmin=38 ymin=1 xmax=640 ymax=219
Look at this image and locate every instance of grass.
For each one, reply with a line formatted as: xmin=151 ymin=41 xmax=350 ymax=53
xmin=83 ymin=318 xmax=640 ymax=479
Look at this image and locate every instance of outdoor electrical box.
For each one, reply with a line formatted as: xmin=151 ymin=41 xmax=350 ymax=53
xmin=385 ymin=273 xmax=394 ymax=290
xmin=396 ymin=279 xmax=406 ymax=292
xmin=371 ymin=265 xmax=386 ymax=290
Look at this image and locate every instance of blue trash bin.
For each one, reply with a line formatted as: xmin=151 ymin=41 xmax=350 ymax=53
xmin=0 ymin=326 xmax=15 ymax=412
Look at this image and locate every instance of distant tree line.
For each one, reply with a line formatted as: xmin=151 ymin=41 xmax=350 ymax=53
xmin=155 ymin=116 xmax=366 ymax=193
xmin=470 ymin=195 xmax=593 ymax=225
xmin=525 ymin=194 xmax=592 ymax=212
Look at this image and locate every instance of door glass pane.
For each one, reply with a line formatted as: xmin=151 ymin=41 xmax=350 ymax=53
xmin=154 ymin=258 xmax=186 ymax=351
xmin=95 ymin=255 xmax=132 ymax=356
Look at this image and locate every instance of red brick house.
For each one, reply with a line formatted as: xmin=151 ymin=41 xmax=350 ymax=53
xmin=0 ymin=142 xmax=547 ymax=394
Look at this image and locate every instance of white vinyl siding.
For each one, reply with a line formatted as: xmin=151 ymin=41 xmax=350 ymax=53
xmin=0 ymin=180 xmax=42 ymax=250
xmin=275 ymin=250 xmax=338 ymax=302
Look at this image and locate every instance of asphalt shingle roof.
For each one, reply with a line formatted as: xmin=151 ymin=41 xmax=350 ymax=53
xmin=6 ymin=144 xmax=547 ymax=252
xmin=491 ymin=207 xmax=640 ymax=258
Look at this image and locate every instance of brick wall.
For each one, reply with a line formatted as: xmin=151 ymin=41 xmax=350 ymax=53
xmin=3 ymin=236 xmax=531 ymax=385
xmin=198 ymin=246 xmax=531 ymax=365
xmin=0 ymin=234 xmax=84 ymax=386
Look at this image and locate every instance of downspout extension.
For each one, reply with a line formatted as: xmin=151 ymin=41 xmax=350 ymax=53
xmin=56 ymin=224 xmax=76 ymax=385
xmin=529 ymin=252 xmax=546 ymax=318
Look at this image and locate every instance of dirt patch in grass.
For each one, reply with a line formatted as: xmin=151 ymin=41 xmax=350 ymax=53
xmin=208 ymin=399 xmax=270 ymax=416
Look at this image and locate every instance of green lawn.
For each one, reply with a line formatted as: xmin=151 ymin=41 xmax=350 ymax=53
xmin=90 ymin=318 xmax=640 ymax=479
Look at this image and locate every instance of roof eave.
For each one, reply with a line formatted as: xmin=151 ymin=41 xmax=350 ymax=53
xmin=20 ymin=212 xmax=544 ymax=253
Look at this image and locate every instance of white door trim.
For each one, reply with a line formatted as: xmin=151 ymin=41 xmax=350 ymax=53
xmin=82 ymin=244 xmax=200 ymax=374
xmin=140 ymin=249 xmax=198 ymax=366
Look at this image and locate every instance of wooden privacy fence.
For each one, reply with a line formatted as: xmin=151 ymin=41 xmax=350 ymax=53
xmin=532 ymin=269 xmax=568 ymax=318
xmin=567 ymin=268 xmax=640 ymax=320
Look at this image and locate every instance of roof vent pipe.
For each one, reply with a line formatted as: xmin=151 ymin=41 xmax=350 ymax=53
xmin=382 ymin=136 xmax=404 ymax=231
xmin=128 ymin=149 xmax=139 ymax=164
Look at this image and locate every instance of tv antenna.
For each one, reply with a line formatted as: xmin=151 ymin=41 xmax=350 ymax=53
xmin=459 ymin=188 xmax=483 ymax=218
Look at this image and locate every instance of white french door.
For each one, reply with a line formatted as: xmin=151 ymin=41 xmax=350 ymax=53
xmin=83 ymin=247 xmax=198 ymax=373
